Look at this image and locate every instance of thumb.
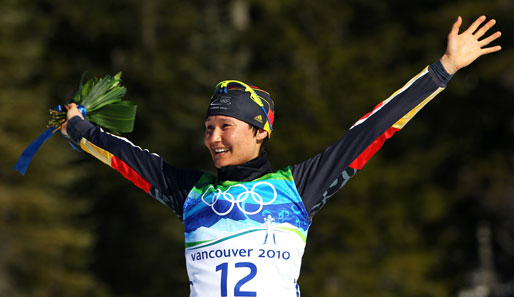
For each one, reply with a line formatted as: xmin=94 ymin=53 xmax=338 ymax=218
xmin=450 ymin=16 xmax=462 ymax=36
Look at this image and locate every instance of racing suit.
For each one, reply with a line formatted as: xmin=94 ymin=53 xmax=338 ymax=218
xmin=66 ymin=61 xmax=451 ymax=297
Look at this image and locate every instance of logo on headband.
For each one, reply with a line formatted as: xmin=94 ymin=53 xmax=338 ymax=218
xmin=210 ymin=96 xmax=232 ymax=106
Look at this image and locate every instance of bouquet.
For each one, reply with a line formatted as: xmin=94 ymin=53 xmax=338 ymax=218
xmin=15 ymin=72 xmax=137 ymax=175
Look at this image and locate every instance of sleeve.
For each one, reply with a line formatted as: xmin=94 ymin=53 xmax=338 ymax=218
xmin=66 ymin=116 xmax=203 ymax=220
xmin=292 ymin=61 xmax=452 ymax=219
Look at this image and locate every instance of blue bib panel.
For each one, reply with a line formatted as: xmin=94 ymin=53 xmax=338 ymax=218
xmin=183 ymin=167 xmax=310 ymax=297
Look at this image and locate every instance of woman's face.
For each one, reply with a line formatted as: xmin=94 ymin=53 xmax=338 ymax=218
xmin=204 ymin=115 xmax=267 ymax=168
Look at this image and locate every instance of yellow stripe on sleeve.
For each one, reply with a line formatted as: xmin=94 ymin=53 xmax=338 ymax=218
xmin=392 ymin=87 xmax=445 ymax=130
xmin=80 ymin=138 xmax=113 ymax=166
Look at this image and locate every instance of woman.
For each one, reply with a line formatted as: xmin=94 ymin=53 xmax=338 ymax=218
xmin=62 ymin=15 xmax=501 ymax=297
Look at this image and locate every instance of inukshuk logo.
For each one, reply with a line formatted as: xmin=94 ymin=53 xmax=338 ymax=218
xmin=201 ymin=182 xmax=277 ymax=216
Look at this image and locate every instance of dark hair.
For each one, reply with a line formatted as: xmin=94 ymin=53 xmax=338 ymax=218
xmin=249 ymin=124 xmax=268 ymax=153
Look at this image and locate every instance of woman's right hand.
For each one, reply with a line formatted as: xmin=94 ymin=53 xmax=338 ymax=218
xmin=61 ymin=103 xmax=84 ymax=136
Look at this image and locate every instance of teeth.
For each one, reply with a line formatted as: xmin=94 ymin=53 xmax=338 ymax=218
xmin=214 ymin=148 xmax=229 ymax=153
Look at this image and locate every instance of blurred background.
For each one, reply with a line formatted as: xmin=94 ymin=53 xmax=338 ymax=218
xmin=1 ymin=0 xmax=513 ymax=296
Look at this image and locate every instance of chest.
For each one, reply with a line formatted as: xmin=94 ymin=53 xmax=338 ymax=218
xmin=183 ymin=173 xmax=310 ymax=244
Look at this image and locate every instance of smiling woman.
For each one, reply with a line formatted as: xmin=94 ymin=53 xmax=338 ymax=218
xmin=57 ymin=15 xmax=501 ymax=297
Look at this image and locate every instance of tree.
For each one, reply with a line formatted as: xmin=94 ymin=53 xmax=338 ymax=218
xmin=0 ymin=0 xmax=111 ymax=296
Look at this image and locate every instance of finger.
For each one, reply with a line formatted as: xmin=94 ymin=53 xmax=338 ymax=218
xmin=450 ymin=16 xmax=462 ymax=35
xmin=464 ymin=15 xmax=487 ymax=35
xmin=479 ymin=31 xmax=502 ymax=47
xmin=481 ymin=45 xmax=502 ymax=55
xmin=475 ymin=19 xmax=496 ymax=39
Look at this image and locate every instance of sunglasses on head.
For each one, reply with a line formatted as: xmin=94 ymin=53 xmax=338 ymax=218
xmin=213 ymin=80 xmax=273 ymax=136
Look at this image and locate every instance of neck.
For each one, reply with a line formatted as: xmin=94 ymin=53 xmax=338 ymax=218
xmin=217 ymin=151 xmax=273 ymax=182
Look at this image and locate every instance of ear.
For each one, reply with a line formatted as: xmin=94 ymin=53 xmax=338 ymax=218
xmin=256 ymin=128 xmax=268 ymax=142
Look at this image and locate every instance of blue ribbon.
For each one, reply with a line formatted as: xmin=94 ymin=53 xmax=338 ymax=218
xmin=14 ymin=104 xmax=87 ymax=176
xmin=14 ymin=127 xmax=58 ymax=176
xmin=77 ymin=104 xmax=87 ymax=118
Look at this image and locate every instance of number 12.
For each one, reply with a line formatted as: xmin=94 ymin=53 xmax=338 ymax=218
xmin=216 ymin=262 xmax=257 ymax=297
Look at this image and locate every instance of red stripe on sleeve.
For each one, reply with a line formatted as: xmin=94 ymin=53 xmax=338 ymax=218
xmin=111 ymin=155 xmax=152 ymax=193
xmin=349 ymin=127 xmax=401 ymax=170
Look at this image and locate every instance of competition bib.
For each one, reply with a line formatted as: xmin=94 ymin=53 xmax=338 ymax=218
xmin=183 ymin=168 xmax=310 ymax=297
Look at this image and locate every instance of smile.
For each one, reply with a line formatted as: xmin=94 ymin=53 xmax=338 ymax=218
xmin=214 ymin=148 xmax=229 ymax=154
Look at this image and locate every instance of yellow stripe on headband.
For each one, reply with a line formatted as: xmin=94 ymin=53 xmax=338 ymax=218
xmin=218 ymin=80 xmax=264 ymax=107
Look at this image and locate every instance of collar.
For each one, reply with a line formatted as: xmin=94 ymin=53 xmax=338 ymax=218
xmin=217 ymin=151 xmax=273 ymax=182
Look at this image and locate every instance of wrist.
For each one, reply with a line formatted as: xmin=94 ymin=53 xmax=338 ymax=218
xmin=439 ymin=54 xmax=458 ymax=75
xmin=430 ymin=60 xmax=453 ymax=86
xmin=67 ymin=116 xmax=93 ymax=143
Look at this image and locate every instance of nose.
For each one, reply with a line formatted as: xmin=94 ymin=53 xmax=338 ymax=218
xmin=207 ymin=127 xmax=222 ymax=144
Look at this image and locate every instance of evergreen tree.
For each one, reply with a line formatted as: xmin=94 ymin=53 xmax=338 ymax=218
xmin=0 ymin=0 xmax=111 ymax=296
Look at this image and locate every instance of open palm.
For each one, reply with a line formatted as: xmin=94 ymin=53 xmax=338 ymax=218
xmin=441 ymin=16 xmax=502 ymax=74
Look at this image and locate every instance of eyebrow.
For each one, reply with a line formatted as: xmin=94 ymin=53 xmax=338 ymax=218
xmin=204 ymin=117 xmax=216 ymax=123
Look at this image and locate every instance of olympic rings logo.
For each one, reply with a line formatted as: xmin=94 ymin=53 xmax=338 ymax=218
xmin=201 ymin=182 xmax=277 ymax=216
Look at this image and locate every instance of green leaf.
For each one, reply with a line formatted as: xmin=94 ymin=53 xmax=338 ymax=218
xmin=87 ymin=101 xmax=137 ymax=133
xmin=81 ymin=75 xmax=118 ymax=110
xmin=86 ymin=86 xmax=126 ymax=112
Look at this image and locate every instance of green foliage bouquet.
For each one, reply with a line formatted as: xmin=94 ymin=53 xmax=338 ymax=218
xmin=15 ymin=72 xmax=137 ymax=175
xmin=49 ymin=72 xmax=137 ymax=134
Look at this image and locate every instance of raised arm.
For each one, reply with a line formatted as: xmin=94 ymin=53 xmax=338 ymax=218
xmin=293 ymin=16 xmax=501 ymax=219
xmin=61 ymin=103 xmax=203 ymax=220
